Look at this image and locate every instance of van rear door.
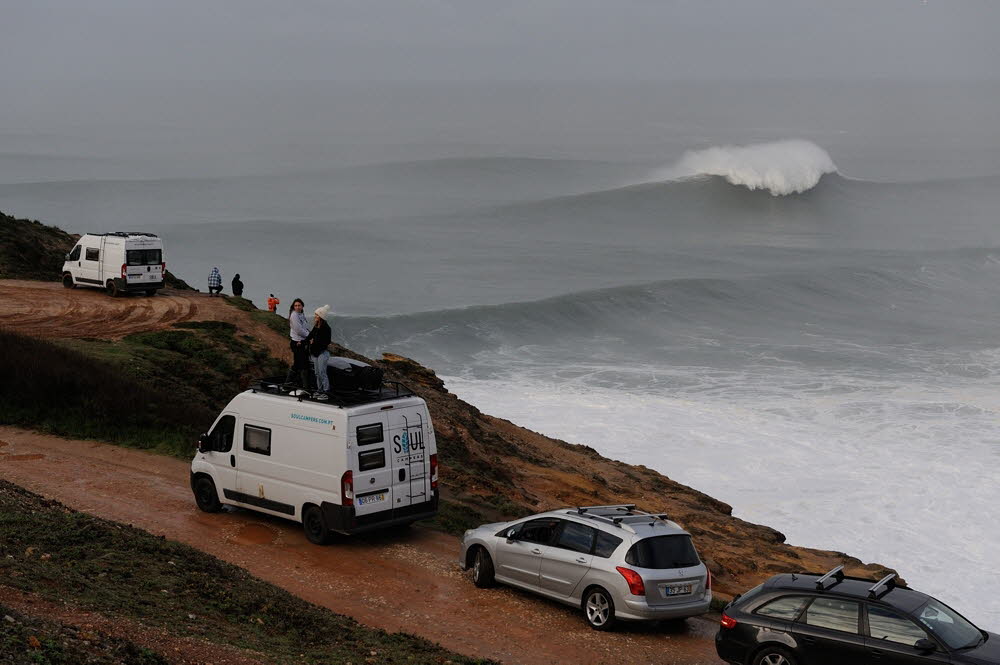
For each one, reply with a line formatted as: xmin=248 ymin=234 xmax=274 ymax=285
xmin=125 ymin=243 xmax=163 ymax=287
xmin=351 ymin=414 xmax=393 ymax=516
xmin=387 ymin=405 xmax=430 ymax=509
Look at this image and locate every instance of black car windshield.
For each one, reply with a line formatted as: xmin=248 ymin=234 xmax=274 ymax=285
xmin=625 ymin=535 xmax=699 ymax=569
xmin=915 ymin=599 xmax=983 ymax=650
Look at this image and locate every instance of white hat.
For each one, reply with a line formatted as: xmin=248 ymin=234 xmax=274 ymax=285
xmin=314 ymin=304 xmax=332 ymax=319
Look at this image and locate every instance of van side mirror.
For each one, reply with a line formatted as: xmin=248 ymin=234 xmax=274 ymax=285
xmin=197 ymin=434 xmax=210 ymax=453
xmin=914 ymin=638 xmax=936 ymax=653
xmin=64 ymin=253 xmax=70 ymax=260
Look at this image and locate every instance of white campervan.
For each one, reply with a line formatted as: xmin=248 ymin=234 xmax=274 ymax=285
xmin=190 ymin=378 xmax=439 ymax=544
xmin=62 ymin=232 xmax=165 ymax=296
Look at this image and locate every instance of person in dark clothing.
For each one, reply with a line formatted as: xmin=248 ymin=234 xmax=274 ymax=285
xmin=285 ymin=298 xmax=311 ymax=388
xmin=231 ymin=274 xmax=243 ymax=297
xmin=307 ymin=304 xmax=333 ymax=398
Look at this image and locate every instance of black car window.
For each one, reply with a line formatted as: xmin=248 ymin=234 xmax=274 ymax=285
xmin=625 ymin=535 xmax=700 ymax=569
xmin=755 ymin=596 xmax=810 ymax=621
xmin=555 ymin=521 xmax=596 ymax=554
xmin=516 ymin=519 xmax=559 ymax=545
xmin=804 ymin=597 xmax=861 ymax=634
xmin=867 ymin=605 xmax=928 ymax=646
xmin=208 ymin=415 xmax=236 ymax=452
xmin=593 ymin=531 xmax=623 ymax=558
xmin=915 ymin=599 xmax=984 ymax=650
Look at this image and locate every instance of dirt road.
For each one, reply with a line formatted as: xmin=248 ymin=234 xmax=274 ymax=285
xmin=0 ymin=427 xmax=722 ymax=665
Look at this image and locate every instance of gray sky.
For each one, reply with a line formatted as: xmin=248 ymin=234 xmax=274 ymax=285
xmin=2 ymin=0 xmax=999 ymax=82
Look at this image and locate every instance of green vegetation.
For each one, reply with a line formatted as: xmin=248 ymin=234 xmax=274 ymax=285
xmin=0 ymin=480 xmax=491 ymax=665
xmin=225 ymin=295 xmax=290 ymax=335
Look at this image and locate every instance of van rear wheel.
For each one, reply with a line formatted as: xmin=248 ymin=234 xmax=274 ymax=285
xmin=193 ymin=477 xmax=222 ymax=513
xmin=302 ymin=505 xmax=333 ymax=545
xmin=145 ymin=289 xmax=157 ymax=296
xmin=62 ymin=274 xmax=75 ymax=289
xmin=106 ymin=280 xmax=119 ymax=298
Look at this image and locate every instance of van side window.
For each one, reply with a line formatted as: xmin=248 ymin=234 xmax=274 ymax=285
xmin=69 ymin=245 xmax=81 ymax=261
xmin=208 ymin=415 xmax=235 ymax=452
xmin=356 ymin=423 xmax=383 ymax=445
xmin=358 ymin=449 xmax=385 ymax=471
xmin=85 ymin=248 xmax=99 ymax=261
xmin=243 ymin=425 xmax=271 ymax=456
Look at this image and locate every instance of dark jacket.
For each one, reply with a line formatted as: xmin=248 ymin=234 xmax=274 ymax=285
xmin=231 ymin=276 xmax=243 ymax=296
xmin=307 ymin=319 xmax=331 ymax=357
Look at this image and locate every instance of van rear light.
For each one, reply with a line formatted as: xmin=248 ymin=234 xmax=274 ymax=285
xmin=341 ymin=470 xmax=354 ymax=505
xmin=430 ymin=453 xmax=438 ymax=489
xmin=121 ymin=263 xmax=127 ymax=279
xmin=161 ymin=261 xmax=166 ymax=274
xmin=720 ymin=612 xmax=737 ymax=629
xmin=615 ymin=566 xmax=645 ymax=596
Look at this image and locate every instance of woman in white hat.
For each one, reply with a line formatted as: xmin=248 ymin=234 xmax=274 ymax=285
xmin=307 ymin=304 xmax=333 ymax=399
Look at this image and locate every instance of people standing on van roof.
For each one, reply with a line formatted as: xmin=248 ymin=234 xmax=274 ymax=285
xmin=267 ymin=294 xmax=280 ymax=313
xmin=231 ymin=273 xmax=243 ymax=297
xmin=308 ymin=305 xmax=333 ymax=400
xmin=207 ymin=267 xmax=222 ymax=296
xmin=286 ymin=298 xmax=311 ymax=388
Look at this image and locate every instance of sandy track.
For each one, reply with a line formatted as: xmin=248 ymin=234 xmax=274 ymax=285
xmin=0 ymin=428 xmax=722 ymax=665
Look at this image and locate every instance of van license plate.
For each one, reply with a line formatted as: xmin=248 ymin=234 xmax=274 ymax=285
xmin=663 ymin=584 xmax=692 ymax=597
xmin=357 ymin=493 xmax=385 ymax=506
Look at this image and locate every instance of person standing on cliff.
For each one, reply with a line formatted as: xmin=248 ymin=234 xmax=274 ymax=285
xmin=207 ymin=267 xmax=222 ymax=296
xmin=285 ymin=298 xmax=311 ymax=388
xmin=307 ymin=305 xmax=333 ymax=399
xmin=231 ymin=273 xmax=244 ymax=297
xmin=267 ymin=294 xmax=280 ymax=313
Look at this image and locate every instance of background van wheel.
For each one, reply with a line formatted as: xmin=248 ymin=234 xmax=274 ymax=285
xmin=583 ymin=587 xmax=616 ymax=631
xmin=753 ymin=647 xmax=798 ymax=665
xmin=193 ymin=477 xmax=222 ymax=513
xmin=302 ymin=505 xmax=333 ymax=545
xmin=106 ymin=280 xmax=119 ymax=298
xmin=472 ymin=548 xmax=495 ymax=588
xmin=62 ymin=274 xmax=75 ymax=289
xmin=145 ymin=289 xmax=157 ymax=296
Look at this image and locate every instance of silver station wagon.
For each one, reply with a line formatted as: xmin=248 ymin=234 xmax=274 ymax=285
xmin=459 ymin=504 xmax=713 ymax=629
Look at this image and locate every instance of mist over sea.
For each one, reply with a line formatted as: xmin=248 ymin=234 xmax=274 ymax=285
xmin=3 ymin=80 xmax=1000 ymax=626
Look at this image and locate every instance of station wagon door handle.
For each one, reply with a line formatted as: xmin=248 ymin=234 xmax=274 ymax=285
xmin=576 ymin=557 xmax=587 ymax=563
xmin=531 ymin=548 xmax=542 ymax=555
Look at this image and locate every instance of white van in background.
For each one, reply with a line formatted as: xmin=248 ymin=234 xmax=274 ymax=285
xmin=190 ymin=378 xmax=440 ymax=544
xmin=62 ymin=232 xmax=165 ymax=297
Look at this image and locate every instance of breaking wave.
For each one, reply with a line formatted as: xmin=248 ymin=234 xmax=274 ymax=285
xmin=642 ymin=139 xmax=838 ymax=196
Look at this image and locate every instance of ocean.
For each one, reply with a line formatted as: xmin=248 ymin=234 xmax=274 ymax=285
xmin=2 ymin=80 xmax=999 ymax=626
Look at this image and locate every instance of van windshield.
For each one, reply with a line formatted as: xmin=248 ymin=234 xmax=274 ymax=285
xmin=625 ymin=535 xmax=700 ymax=569
xmin=127 ymin=249 xmax=162 ymax=266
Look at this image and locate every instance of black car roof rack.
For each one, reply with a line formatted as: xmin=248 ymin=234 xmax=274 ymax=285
xmin=815 ymin=565 xmax=846 ymax=590
xmin=868 ymin=573 xmax=897 ymax=599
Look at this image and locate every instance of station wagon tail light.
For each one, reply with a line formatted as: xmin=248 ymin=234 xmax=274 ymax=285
xmin=615 ymin=566 xmax=645 ymax=596
xmin=720 ymin=613 xmax=737 ymax=629
xmin=430 ymin=454 xmax=439 ymax=489
xmin=341 ymin=470 xmax=354 ymax=505
xmin=121 ymin=263 xmax=127 ymax=278
xmin=706 ymin=567 xmax=712 ymax=591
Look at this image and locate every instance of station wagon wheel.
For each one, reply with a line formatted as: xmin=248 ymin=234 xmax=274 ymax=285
xmin=302 ymin=505 xmax=333 ymax=545
xmin=62 ymin=274 xmax=75 ymax=289
xmin=583 ymin=587 xmax=616 ymax=631
xmin=472 ymin=548 xmax=495 ymax=588
xmin=193 ymin=477 xmax=222 ymax=513
xmin=753 ymin=647 xmax=797 ymax=665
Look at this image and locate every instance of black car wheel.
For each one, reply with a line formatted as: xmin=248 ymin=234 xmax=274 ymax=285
xmin=472 ymin=548 xmax=495 ymax=588
xmin=583 ymin=587 xmax=616 ymax=631
xmin=753 ymin=647 xmax=798 ymax=665
xmin=193 ymin=477 xmax=222 ymax=513
xmin=302 ymin=505 xmax=333 ymax=545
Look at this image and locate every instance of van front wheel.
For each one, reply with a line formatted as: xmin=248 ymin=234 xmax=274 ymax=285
xmin=62 ymin=274 xmax=75 ymax=289
xmin=302 ymin=505 xmax=333 ymax=545
xmin=193 ymin=477 xmax=222 ymax=513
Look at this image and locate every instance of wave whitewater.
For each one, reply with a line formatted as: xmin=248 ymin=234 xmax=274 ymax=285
xmin=641 ymin=139 xmax=838 ymax=196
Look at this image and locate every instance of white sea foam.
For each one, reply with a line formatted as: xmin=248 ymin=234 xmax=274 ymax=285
xmin=645 ymin=139 xmax=838 ymax=196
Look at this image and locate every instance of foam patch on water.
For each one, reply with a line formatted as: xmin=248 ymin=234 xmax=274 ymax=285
xmin=444 ymin=366 xmax=1000 ymax=629
xmin=646 ymin=139 xmax=838 ymax=196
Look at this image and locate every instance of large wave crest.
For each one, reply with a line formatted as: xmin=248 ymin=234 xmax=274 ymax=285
xmin=645 ymin=139 xmax=838 ymax=196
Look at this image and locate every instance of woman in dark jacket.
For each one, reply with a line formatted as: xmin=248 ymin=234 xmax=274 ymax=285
xmin=231 ymin=273 xmax=243 ymax=297
xmin=307 ymin=304 xmax=333 ymax=398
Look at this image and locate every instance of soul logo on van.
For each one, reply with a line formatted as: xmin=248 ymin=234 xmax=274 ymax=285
xmin=393 ymin=429 xmax=424 ymax=454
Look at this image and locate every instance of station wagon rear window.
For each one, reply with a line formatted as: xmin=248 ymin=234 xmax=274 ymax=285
xmin=358 ymin=448 xmax=385 ymax=471
xmin=243 ymin=425 xmax=271 ymax=456
xmin=356 ymin=423 xmax=383 ymax=445
xmin=126 ymin=249 xmax=162 ymax=265
xmin=625 ymin=535 xmax=700 ymax=569
xmin=593 ymin=531 xmax=623 ymax=558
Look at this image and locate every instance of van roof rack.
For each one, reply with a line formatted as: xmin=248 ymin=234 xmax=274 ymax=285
xmin=92 ymin=232 xmax=159 ymax=238
xmin=868 ymin=573 xmax=897 ymax=599
xmin=250 ymin=376 xmax=414 ymax=407
xmin=815 ymin=565 xmax=846 ymax=590
xmin=571 ymin=505 xmax=673 ymax=532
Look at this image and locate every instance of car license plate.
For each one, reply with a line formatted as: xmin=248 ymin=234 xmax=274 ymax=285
xmin=358 ymin=493 xmax=385 ymax=506
xmin=663 ymin=583 xmax=692 ymax=597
